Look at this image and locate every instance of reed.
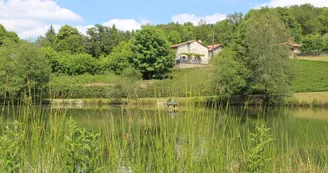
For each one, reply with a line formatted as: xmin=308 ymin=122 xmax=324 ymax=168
xmin=0 ymin=101 xmax=328 ymax=172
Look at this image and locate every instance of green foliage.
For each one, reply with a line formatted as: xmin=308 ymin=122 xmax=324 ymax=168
xmin=0 ymin=41 xmax=51 ymax=102
xmin=0 ymin=24 xmax=19 ymax=45
xmin=86 ymin=24 xmax=125 ymax=58
xmin=101 ymin=41 xmax=133 ymax=75
xmin=245 ymin=11 xmax=293 ymax=101
xmin=63 ymin=117 xmax=104 ymax=172
xmin=244 ymin=124 xmax=275 ymax=172
xmin=166 ymin=30 xmax=182 ymax=44
xmin=289 ymin=4 xmax=324 ymax=35
xmin=211 ymin=48 xmax=248 ymax=97
xmin=213 ymin=19 xmax=237 ymax=46
xmin=57 ymin=53 xmax=99 ymax=75
xmin=111 ymin=67 xmax=142 ymax=100
xmin=130 ymin=26 xmax=175 ymax=79
xmin=1 ymin=103 xmax=328 ymax=172
xmin=55 ymin=25 xmax=86 ymax=54
xmin=0 ymin=121 xmax=25 ymax=172
xmin=301 ymin=34 xmax=324 ymax=53
xmin=50 ymin=74 xmax=121 ymax=98
xmin=194 ymin=21 xmax=213 ymax=45
xmin=180 ymin=52 xmax=205 ymax=57
xmin=36 ymin=25 xmax=56 ymax=48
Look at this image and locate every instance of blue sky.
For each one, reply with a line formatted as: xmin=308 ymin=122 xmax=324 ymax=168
xmin=0 ymin=0 xmax=326 ymax=38
xmin=54 ymin=0 xmax=258 ymax=25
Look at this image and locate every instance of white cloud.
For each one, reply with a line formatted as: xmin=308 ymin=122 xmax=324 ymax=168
xmin=0 ymin=0 xmax=83 ymax=21
xmin=103 ymin=19 xmax=150 ymax=31
xmin=75 ymin=25 xmax=94 ymax=35
xmin=0 ymin=0 xmax=83 ymax=39
xmin=172 ymin=13 xmax=227 ymax=25
xmin=255 ymin=0 xmax=328 ymax=8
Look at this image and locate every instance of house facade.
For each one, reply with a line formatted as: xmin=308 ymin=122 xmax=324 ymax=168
xmin=171 ymin=40 xmax=223 ymax=67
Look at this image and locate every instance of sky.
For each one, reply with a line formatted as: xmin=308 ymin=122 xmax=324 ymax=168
xmin=0 ymin=0 xmax=327 ymax=39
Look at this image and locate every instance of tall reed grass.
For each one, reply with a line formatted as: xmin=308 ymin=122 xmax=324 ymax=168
xmin=0 ymin=102 xmax=327 ymax=172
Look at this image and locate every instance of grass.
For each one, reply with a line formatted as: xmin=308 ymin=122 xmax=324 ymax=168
xmin=1 ymin=102 xmax=328 ymax=172
xmin=292 ymin=60 xmax=328 ymax=92
xmin=294 ymin=92 xmax=328 ymax=103
xmin=50 ymin=59 xmax=328 ymax=102
xmin=296 ymin=55 xmax=328 ymax=62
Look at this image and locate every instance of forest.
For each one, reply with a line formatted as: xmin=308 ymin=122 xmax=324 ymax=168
xmin=1 ymin=4 xmax=328 ymax=102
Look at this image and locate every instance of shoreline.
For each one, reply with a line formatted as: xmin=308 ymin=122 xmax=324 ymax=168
xmin=47 ymin=92 xmax=328 ymax=108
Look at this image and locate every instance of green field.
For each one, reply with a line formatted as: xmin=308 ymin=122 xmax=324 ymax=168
xmin=292 ymin=60 xmax=328 ymax=92
xmin=50 ymin=59 xmax=328 ymax=99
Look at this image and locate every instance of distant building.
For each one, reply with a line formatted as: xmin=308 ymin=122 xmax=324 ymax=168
xmin=283 ymin=40 xmax=302 ymax=58
xmin=171 ymin=40 xmax=223 ymax=68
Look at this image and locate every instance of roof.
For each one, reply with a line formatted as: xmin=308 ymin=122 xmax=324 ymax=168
xmin=167 ymin=99 xmax=178 ymax=105
xmin=207 ymin=44 xmax=224 ymax=51
xmin=283 ymin=42 xmax=301 ymax=47
xmin=170 ymin=40 xmax=208 ymax=49
xmin=171 ymin=40 xmax=223 ymax=51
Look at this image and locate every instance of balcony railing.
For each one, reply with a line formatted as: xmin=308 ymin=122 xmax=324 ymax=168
xmin=177 ymin=58 xmax=203 ymax=64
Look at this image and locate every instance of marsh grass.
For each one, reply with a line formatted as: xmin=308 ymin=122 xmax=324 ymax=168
xmin=0 ymin=101 xmax=328 ymax=172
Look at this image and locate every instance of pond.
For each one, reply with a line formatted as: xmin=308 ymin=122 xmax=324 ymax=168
xmin=1 ymin=104 xmax=328 ymax=172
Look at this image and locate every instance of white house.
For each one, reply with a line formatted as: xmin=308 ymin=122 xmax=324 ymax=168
xmin=170 ymin=40 xmax=223 ymax=67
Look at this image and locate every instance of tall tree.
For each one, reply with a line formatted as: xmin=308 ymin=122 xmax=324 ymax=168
xmin=55 ymin=25 xmax=85 ymax=54
xmin=194 ymin=21 xmax=212 ymax=45
xmin=101 ymin=41 xmax=133 ymax=75
xmin=0 ymin=24 xmax=19 ymax=45
xmin=130 ymin=26 xmax=175 ymax=79
xmin=37 ymin=25 xmax=56 ymax=48
xmin=86 ymin=24 xmax=125 ymax=58
xmin=289 ymin=4 xmax=323 ymax=35
xmin=0 ymin=41 xmax=51 ymax=102
xmin=245 ymin=11 xmax=293 ymax=103
xmin=211 ymin=48 xmax=248 ymax=97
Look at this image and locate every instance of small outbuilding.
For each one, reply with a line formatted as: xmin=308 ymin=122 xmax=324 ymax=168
xmin=167 ymin=99 xmax=178 ymax=113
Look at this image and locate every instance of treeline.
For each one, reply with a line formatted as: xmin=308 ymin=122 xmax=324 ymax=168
xmin=38 ymin=25 xmax=174 ymax=79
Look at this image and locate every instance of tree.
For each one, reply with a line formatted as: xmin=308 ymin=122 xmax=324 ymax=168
xmin=194 ymin=21 xmax=212 ymax=45
xmin=245 ymin=11 xmax=293 ymax=103
xmin=227 ymin=12 xmax=244 ymax=27
xmin=301 ymin=34 xmax=324 ymax=53
xmin=166 ymin=30 xmax=182 ymax=44
xmin=319 ymin=8 xmax=328 ymax=33
xmin=55 ymin=25 xmax=86 ymax=54
xmin=0 ymin=41 xmax=51 ymax=102
xmin=0 ymin=24 xmax=19 ymax=45
xmin=130 ymin=26 xmax=175 ymax=79
xmin=274 ymin=7 xmax=303 ymax=42
xmin=289 ymin=4 xmax=323 ymax=35
xmin=213 ymin=20 xmax=236 ymax=46
xmin=37 ymin=25 xmax=57 ymax=48
xmin=101 ymin=41 xmax=133 ymax=75
xmin=211 ymin=48 xmax=248 ymax=97
xmin=55 ymin=53 xmax=99 ymax=75
xmin=86 ymin=24 xmax=123 ymax=58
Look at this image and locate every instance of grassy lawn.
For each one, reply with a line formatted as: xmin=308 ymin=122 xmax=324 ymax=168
xmin=296 ymin=55 xmax=328 ymax=62
xmin=294 ymin=92 xmax=328 ymax=103
xmin=292 ymin=60 xmax=328 ymax=92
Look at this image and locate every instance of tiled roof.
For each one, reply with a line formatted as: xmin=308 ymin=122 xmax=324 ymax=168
xmin=283 ymin=42 xmax=302 ymax=47
xmin=207 ymin=44 xmax=224 ymax=51
xmin=170 ymin=40 xmax=198 ymax=48
xmin=171 ymin=40 xmax=223 ymax=50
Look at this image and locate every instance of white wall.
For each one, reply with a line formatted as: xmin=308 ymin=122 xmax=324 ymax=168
xmin=174 ymin=42 xmax=210 ymax=64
